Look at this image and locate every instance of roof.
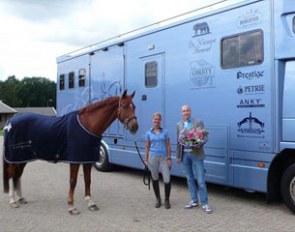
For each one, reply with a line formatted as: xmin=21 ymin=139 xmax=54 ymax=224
xmin=0 ymin=101 xmax=17 ymax=113
xmin=14 ymin=107 xmax=57 ymax=116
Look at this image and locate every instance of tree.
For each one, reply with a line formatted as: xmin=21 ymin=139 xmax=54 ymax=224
xmin=0 ymin=76 xmax=22 ymax=106
xmin=0 ymin=76 xmax=56 ymax=108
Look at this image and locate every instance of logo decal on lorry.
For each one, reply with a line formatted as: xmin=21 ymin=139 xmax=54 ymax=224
xmin=237 ymin=85 xmax=265 ymax=95
xmin=237 ymin=98 xmax=265 ymax=108
xmin=237 ymin=70 xmax=264 ymax=80
xmin=192 ymin=22 xmax=210 ymax=37
xmin=190 ymin=60 xmax=215 ymax=87
xmin=237 ymin=112 xmax=265 ymax=136
xmin=237 ymin=9 xmax=263 ymax=28
xmin=189 ymin=38 xmax=216 ymax=54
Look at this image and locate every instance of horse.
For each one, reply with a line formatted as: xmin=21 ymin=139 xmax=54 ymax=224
xmin=2 ymin=90 xmax=138 ymax=215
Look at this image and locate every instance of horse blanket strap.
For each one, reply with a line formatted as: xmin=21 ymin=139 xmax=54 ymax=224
xmin=3 ymin=111 xmax=101 ymax=164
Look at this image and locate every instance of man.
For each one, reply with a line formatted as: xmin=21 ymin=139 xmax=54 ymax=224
xmin=176 ymin=105 xmax=212 ymax=214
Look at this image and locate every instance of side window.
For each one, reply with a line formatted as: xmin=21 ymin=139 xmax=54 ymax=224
xmin=145 ymin=61 xmax=158 ymax=87
xmin=221 ymin=30 xmax=263 ymax=69
xmin=69 ymin=71 xmax=75 ymax=89
xmin=79 ymin=68 xmax=86 ymax=87
xmin=59 ymin=74 xmax=65 ymax=90
xmin=293 ymin=16 xmax=295 ymax=33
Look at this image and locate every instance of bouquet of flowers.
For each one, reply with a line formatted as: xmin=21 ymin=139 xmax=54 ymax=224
xmin=178 ymin=127 xmax=208 ymax=147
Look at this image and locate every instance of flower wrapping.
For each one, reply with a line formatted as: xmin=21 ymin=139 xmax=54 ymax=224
xmin=178 ymin=127 xmax=208 ymax=147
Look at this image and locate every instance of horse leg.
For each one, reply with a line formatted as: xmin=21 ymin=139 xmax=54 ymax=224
xmin=15 ymin=163 xmax=28 ymax=204
xmin=6 ymin=164 xmax=19 ymax=208
xmin=68 ymin=164 xmax=80 ymax=215
xmin=83 ymin=163 xmax=99 ymax=211
xmin=8 ymin=179 xmax=19 ymax=208
xmin=7 ymin=163 xmax=27 ymax=208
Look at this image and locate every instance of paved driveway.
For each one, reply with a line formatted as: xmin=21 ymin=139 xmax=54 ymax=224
xmin=1 ymin=136 xmax=295 ymax=232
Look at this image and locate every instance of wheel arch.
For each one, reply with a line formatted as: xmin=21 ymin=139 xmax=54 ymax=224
xmin=267 ymin=149 xmax=295 ymax=202
xmin=93 ymin=139 xmax=113 ymax=172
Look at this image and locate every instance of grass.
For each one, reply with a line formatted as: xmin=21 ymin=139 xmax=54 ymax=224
xmin=0 ymin=129 xmax=3 ymax=136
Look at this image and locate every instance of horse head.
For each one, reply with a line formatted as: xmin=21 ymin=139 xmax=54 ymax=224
xmin=117 ymin=90 xmax=139 ymax=134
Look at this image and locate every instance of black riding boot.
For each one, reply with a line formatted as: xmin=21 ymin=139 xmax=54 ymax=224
xmin=152 ymin=180 xmax=161 ymax=208
xmin=164 ymin=182 xmax=171 ymax=209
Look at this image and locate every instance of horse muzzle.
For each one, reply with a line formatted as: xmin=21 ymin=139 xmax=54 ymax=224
xmin=124 ymin=116 xmax=138 ymax=134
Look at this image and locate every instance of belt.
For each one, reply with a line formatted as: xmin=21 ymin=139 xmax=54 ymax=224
xmin=184 ymin=148 xmax=193 ymax=152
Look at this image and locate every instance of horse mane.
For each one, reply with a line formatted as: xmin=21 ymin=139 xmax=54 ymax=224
xmin=79 ymin=96 xmax=120 ymax=114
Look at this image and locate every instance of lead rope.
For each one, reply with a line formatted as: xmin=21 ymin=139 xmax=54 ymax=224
xmin=134 ymin=141 xmax=151 ymax=190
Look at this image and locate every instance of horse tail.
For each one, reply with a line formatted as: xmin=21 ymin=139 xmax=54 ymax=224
xmin=3 ymin=157 xmax=9 ymax=193
xmin=2 ymin=130 xmax=9 ymax=193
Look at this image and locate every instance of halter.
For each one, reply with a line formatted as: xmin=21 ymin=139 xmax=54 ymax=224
xmin=117 ymin=96 xmax=137 ymax=129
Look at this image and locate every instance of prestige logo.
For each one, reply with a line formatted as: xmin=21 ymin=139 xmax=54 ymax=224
xmin=237 ymin=70 xmax=264 ymax=80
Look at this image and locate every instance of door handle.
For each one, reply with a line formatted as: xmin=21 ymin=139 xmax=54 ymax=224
xmin=142 ymin=95 xmax=147 ymax=101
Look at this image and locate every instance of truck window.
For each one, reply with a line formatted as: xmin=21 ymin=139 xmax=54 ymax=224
xmin=69 ymin=72 xmax=75 ymax=89
xmin=221 ymin=30 xmax=263 ymax=69
xmin=145 ymin=61 xmax=158 ymax=87
xmin=59 ymin=74 xmax=65 ymax=90
xmin=79 ymin=68 xmax=86 ymax=87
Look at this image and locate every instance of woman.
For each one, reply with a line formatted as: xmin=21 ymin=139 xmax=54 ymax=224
xmin=144 ymin=112 xmax=172 ymax=209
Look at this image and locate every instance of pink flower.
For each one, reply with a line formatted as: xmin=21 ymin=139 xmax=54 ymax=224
xmin=178 ymin=127 xmax=209 ymax=148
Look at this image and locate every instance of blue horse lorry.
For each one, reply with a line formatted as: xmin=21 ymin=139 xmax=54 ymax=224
xmin=56 ymin=0 xmax=295 ymax=213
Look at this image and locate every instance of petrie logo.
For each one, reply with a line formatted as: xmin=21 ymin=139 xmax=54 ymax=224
xmin=237 ymin=71 xmax=264 ymax=80
xmin=237 ymin=85 xmax=265 ymax=95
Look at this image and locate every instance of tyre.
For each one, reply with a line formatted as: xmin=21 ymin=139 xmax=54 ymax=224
xmin=93 ymin=143 xmax=112 ymax=172
xmin=281 ymin=163 xmax=295 ymax=214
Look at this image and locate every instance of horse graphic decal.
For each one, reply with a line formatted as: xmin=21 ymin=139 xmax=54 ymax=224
xmin=237 ymin=112 xmax=264 ymax=135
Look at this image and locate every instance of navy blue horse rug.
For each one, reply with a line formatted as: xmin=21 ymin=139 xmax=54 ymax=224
xmin=3 ymin=111 xmax=101 ymax=164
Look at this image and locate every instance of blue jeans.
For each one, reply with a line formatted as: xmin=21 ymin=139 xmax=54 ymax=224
xmin=182 ymin=152 xmax=208 ymax=205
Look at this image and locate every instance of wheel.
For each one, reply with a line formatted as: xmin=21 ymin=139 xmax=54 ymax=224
xmin=93 ymin=143 xmax=112 ymax=172
xmin=281 ymin=163 xmax=295 ymax=214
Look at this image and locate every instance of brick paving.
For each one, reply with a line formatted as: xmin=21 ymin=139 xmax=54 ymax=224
xmin=1 ymin=136 xmax=295 ymax=232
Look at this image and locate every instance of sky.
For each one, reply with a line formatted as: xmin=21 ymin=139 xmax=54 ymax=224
xmin=0 ymin=0 xmax=232 ymax=82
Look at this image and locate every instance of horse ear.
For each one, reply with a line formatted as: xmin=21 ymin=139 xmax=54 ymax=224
xmin=122 ymin=90 xmax=127 ymax=98
xmin=131 ymin=91 xmax=135 ymax=98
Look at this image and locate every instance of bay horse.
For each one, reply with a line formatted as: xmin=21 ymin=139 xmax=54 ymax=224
xmin=2 ymin=90 xmax=138 ymax=215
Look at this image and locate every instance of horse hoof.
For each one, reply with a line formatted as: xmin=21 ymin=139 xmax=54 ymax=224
xmin=68 ymin=207 xmax=80 ymax=215
xmin=88 ymin=204 xmax=99 ymax=211
xmin=18 ymin=198 xmax=28 ymax=204
xmin=10 ymin=202 xmax=20 ymax=208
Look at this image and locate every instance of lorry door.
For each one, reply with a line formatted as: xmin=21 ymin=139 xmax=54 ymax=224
xmin=89 ymin=46 xmax=125 ymax=136
xmin=282 ymin=61 xmax=295 ymax=142
xmin=139 ymin=53 xmax=165 ymax=139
